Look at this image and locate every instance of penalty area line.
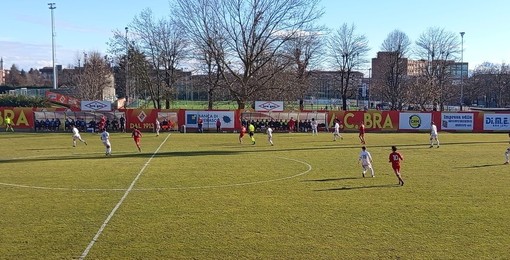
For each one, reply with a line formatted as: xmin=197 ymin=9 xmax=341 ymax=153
xmin=78 ymin=133 xmax=171 ymax=260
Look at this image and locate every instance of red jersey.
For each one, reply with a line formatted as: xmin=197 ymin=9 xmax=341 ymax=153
xmin=359 ymin=124 xmax=365 ymax=134
xmin=132 ymin=129 xmax=142 ymax=139
xmin=389 ymin=152 xmax=403 ymax=167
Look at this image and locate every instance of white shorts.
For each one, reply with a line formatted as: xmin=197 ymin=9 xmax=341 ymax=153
xmin=73 ymin=134 xmax=81 ymax=140
xmin=334 ymin=130 xmax=339 ymax=135
xmin=361 ymin=163 xmax=372 ymax=169
xmin=430 ymin=134 xmax=438 ymax=139
xmin=102 ymin=141 xmax=111 ymax=147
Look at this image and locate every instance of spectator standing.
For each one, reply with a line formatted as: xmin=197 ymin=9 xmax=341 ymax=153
xmin=119 ymin=116 xmax=126 ymax=133
xmin=288 ymin=117 xmax=296 ymax=133
xmin=216 ymin=118 xmax=221 ymax=133
xmin=198 ymin=117 xmax=204 ymax=133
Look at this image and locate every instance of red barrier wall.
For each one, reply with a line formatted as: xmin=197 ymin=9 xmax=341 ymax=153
xmin=1 ymin=107 xmax=509 ymax=132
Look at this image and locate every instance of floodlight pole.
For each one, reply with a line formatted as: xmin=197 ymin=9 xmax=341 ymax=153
xmin=125 ymin=27 xmax=129 ymax=105
xmin=48 ymin=3 xmax=57 ymax=89
xmin=460 ymin=32 xmax=465 ymax=111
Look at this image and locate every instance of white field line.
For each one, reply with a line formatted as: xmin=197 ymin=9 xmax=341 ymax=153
xmin=78 ymin=133 xmax=171 ymax=260
xmin=0 ymin=158 xmax=312 ymax=191
xmin=135 ymin=157 xmax=313 ymax=190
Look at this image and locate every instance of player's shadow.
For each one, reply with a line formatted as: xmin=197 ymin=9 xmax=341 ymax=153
xmin=303 ymin=177 xmax=360 ymax=182
xmin=455 ymin=163 xmax=503 ymax=169
xmin=315 ymin=183 xmax=399 ymax=191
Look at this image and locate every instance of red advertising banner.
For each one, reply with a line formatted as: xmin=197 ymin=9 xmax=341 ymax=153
xmin=45 ymin=91 xmax=81 ymax=108
xmin=328 ymin=110 xmax=399 ymax=131
xmin=0 ymin=106 xmax=507 ymax=132
xmin=0 ymin=107 xmax=36 ymax=129
xmin=125 ymin=109 xmax=159 ymax=131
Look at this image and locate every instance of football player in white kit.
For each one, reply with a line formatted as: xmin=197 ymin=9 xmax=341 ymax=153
xmin=505 ymin=132 xmax=510 ymax=165
xmin=266 ymin=126 xmax=274 ymax=146
xmin=155 ymin=118 xmax=161 ymax=136
xmin=71 ymin=125 xmax=87 ymax=147
xmin=100 ymin=128 xmax=112 ymax=156
xmin=311 ymin=118 xmax=318 ymax=136
xmin=333 ymin=120 xmax=342 ymax=141
xmin=429 ymin=121 xmax=439 ymax=148
xmin=358 ymin=146 xmax=374 ymax=178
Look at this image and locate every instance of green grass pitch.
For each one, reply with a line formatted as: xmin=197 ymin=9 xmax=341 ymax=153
xmin=0 ymin=131 xmax=509 ymax=259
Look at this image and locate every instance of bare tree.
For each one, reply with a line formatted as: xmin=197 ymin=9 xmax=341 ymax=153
xmin=284 ymin=29 xmax=325 ymax=110
xmin=377 ymin=30 xmax=412 ymax=110
xmin=468 ymin=62 xmax=510 ymax=108
xmin=130 ymin=8 xmax=188 ymax=109
xmin=175 ymin=0 xmax=324 ymax=109
xmin=174 ymin=0 xmax=228 ymax=109
xmin=75 ymin=51 xmax=113 ymax=100
xmin=327 ymin=23 xmax=370 ymax=110
xmin=415 ymin=27 xmax=460 ymax=111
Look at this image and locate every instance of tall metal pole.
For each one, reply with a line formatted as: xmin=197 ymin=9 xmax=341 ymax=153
xmin=460 ymin=32 xmax=465 ymax=111
xmin=48 ymin=3 xmax=57 ymax=89
xmin=125 ymin=27 xmax=129 ymax=105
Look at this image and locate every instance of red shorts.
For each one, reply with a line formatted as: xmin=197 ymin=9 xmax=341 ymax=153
xmin=134 ymin=137 xmax=141 ymax=144
xmin=239 ymin=132 xmax=245 ymax=138
xmin=392 ymin=164 xmax=400 ymax=171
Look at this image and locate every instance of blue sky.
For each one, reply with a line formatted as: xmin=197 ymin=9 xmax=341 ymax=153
xmin=2 ymin=0 xmax=509 ymax=72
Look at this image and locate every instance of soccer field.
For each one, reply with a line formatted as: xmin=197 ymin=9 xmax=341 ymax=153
xmin=0 ymin=131 xmax=509 ymax=259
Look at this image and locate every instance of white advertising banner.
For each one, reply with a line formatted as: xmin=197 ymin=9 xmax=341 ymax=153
xmin=398 ymin=113 xmax=432 ymax=130
xmin=185 ymin=111 xmax=235 ymax=129
xmin=483 ymin=114 xmax=510 ymax=131
xmin=441 ymin=113 xmax=474 ymax=130
xmin=80 ymin=101 xmax=112 ymax=111
xmin=255 ymin=101 xmax=284 ymax=112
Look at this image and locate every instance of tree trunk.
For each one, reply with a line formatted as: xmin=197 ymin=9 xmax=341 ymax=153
xmin=208 ymin=89 xmax=213 ymax=110
xmin=237 ymin=100 xmax=245 ymax=110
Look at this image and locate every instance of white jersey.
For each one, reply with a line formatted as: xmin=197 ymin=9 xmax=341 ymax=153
xmin=334 ymin=122 xmax=340 ymax=134
xmin=359 ymin=150 xmax=372 ymax=165
xmin=431 ymin=124 xmax=438 ymax=136
xmin=155 ymin=119 xmax=160 ymax=129
xmin=72 ymin=127 xmax=80 ymax=137
xmin=311 ymin=120 xmax=318 ymax=129
xmin=267 ymin=127 xmax=273 ymax=137
xmin=100 ymin=131 xmax=110 ymax=145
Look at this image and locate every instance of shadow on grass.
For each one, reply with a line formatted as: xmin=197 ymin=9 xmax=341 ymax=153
xmin=1 ymin=139 xmax=507 ymax=164
xmin=303 ymin=177 xmax=361 ymax=182
xmin=315 ymin=183 xmax=400 ymax=191
xmin=455 ymin=163 xmax=504 ymax=169
xmin=0 ymin=150 xmax=242 ymax=164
